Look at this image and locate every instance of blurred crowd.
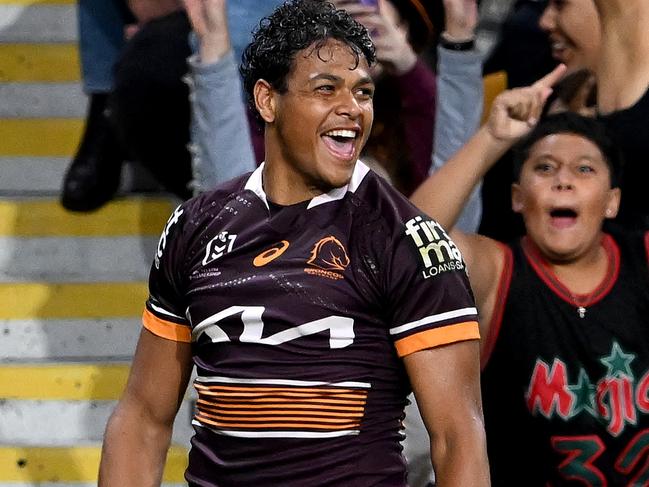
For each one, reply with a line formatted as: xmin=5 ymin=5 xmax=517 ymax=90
xmin=68 ymin=0 xmax=649 ymax=485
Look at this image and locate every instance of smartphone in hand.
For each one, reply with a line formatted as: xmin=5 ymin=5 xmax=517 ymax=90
xmin=357 ymin=0 xmax=379 ymax=10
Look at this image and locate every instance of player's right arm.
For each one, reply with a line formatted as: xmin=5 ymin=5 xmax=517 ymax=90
xmin=410 ymin=65 xmax=565 ymax=346
xmin=98 ymin=328 xmax=193 ymax=486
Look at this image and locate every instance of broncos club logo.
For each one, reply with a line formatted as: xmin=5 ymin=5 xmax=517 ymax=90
xmin=304 ymin=236 xmax=350 ymax=280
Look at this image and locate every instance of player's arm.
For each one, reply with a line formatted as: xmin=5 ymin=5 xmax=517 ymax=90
xmin=98 ymin=328 xmax=193 ymax=486
xmin=592 ymin=0 xmax=649 ymax=113
xmin=404 ymin=340 xmax=489 ymax=485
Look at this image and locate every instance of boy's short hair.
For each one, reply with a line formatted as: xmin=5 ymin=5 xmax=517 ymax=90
xmin=513 ymin=112 xmax=623 ymax=188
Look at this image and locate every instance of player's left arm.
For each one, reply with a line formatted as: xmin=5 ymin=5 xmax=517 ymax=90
xmin=403 ymin=340 xmax=490 ymax=486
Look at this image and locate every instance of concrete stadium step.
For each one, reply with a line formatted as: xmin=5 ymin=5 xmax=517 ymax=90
xmin=0 ymin=445 xmax=187 ymax=484
xmin=0 ymin=197 xmax=174 ymax=236
xmin=0 ymin=118 xmax=82 ymax=157
xmin=1 ymin=318 xmax=140 ymax=360
xmin=0 ymin=281 xmax=148 ymax=320
xmin=1 ymin=399 xmax=194 ymax=444
xmin=0 ymin=83 xmax=85 ymax=118
xmin=0 ymin=236 xmax=156 ymax=282
xmin=0 ymin=157 xmax=69 ymax=194
xmin=0 ymin=43 xmax=78 ymax=83
xmin=0 ymin=3 xmax=76 ymax=44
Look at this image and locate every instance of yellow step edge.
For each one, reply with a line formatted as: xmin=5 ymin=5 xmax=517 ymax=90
xmin=0 ymin=282 xmax=148 ymax=319
xmin=0 ymin=0 xmax=73 ymax=4
xmin=0 ymin=43 xmax=79 ymax=82
xmin=0 ymin=363 xmax=131 ymax=400
xmin=0 ymin=118 xmax=82 ymax=157
xmin=0 ymin=445 xmax=187 ymax=482
xmin=0 ymin=198 xmax=174 ymax=237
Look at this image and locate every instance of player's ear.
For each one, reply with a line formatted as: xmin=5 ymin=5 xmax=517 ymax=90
xmin=254 ymin=79 xmax=276 ymax=123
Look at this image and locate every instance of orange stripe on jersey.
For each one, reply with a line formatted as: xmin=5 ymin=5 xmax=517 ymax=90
xmin=198 ymin=400 xmax=365 ymax=412
xmin=142 ymin=309 xmax=191 ymax=343
xmin=196 ymin=385 xmax=362 ymax=395
xmin=198 ymin=403 xmax=364 ymax=418
xmin=394 ymin=321 xmax=480 ymax=357
xmin=193 ymin=381 xmax=368 ymax=434
xmin=194 ymin=389 xmax=366 ymax=400
xmin=198 ymin=410 xmax=363 ymax=423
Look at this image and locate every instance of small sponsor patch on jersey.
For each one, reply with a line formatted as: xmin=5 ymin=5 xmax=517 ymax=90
xmin=404 ymin=216 xmax=465 ymax=279
xmin=304 ymin=236 xmax=350 ymax=280
xmin=253 ymin=240 xmax=290 ymax=267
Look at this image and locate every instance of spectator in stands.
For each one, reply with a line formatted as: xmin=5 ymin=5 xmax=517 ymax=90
xmin=402 ymin=2 xmax=484 ymax=484
xmin=541 ymin=0 xmax=649 ymax=230
xmin=332 ymin=0 xmax=443 ymax=195
xmin=62 ymin=0 xmax=280 ymax=211
xmin=183 ymin=0 xmax=257 ymax=193
xmin=61 ymin=0 xmax=134 ymax=211
xmin=412 ymin=65 xmax=649 ymax=486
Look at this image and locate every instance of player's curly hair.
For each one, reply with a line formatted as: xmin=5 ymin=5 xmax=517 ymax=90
xmin=240 ymin=0 xmax=376 ymax=116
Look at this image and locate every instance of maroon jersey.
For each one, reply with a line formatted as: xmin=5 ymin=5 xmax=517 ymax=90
xmin=144 ymin=162 xmax=479 ymax=486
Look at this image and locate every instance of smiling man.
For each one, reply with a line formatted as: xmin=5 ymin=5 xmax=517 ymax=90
xmin=97 ymin=1 xmax=489 ymax=486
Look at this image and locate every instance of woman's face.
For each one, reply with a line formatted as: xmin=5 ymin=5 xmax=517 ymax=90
xmin=539 ymin=0 xmax=601 ymax=73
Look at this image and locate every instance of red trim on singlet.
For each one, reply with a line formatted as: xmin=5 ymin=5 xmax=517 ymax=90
xmin=521 ymin=234 xmax=620 ymax=309
xmin=481 ymin=243 xmax=513 ymax=370
xmin=644 ymin=231 xmax=649 ymax=264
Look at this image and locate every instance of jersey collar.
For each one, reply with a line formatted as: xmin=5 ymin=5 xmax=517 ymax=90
xmin=243 ymin=160 xmax=370 ymax=210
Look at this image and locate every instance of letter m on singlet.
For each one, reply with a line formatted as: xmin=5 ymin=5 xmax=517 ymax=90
xmin=526 ymin=358 xmax=574 ymax=420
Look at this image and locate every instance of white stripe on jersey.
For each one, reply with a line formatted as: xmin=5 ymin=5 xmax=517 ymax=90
xmin=149 ymin=302 xmax=185 ymax=320
xmin=195 ymin=375 xmax=371 ymax=389
xmin=389 ymin=307 xmax=478 ymax=335
xmin=193 ymin=421 xmax=361 ymax=438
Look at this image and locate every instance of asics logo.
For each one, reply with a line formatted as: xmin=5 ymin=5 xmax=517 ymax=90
xmin=253 ymin=240 xmax=290 ymax=267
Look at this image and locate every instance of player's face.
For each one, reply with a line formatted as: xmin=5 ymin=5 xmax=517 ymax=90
xmin=539 ymin=0 xmax=601 ymax=74
xmin=512 ymin=133 xmax=620 ymax=262
xmin=263 ymin=39 xmax=374 ymax=200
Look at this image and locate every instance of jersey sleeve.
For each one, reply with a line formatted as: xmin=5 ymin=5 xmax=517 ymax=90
xmin=143 ymin=204 xmax=192 ymax=343
xmin=386 ymin=213 xmax=479 ymax=357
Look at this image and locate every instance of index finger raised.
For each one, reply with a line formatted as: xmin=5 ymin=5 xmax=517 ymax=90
xmin=533 ymin=64 xmax=568 ymax=90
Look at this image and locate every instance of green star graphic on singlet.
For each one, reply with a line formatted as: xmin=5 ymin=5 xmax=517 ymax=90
xmin=600 ymin=342 xmax=635 ymax=379
xmin=568 ymin=368 xmax=597 ymax=417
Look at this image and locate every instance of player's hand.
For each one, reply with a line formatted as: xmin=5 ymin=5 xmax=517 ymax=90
xmin=184 ymin=0 xmax=230 ymax=64
xmin=442 ymin=0 xmax=478 ymax=42
xmin=486 ymin=64 xmax=567 ymax=141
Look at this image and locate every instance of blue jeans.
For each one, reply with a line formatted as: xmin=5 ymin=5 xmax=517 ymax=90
xmin=78 ymin=0 xmax=283 ymax=94
xmin=77 ymin=0 xmax=133 ymax=94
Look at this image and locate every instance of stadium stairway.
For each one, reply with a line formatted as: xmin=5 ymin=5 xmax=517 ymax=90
xmin=0 ymin=1 xmax=191 ymax=485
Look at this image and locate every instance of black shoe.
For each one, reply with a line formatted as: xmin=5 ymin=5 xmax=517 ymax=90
xmin=61 ymin=93 xmax=124 ymax=212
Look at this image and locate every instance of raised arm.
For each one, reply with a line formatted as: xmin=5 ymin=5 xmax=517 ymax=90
xmin=184 ymin=0 xmax=256 ymax=193
xmin=98 ymin=329 xmax=193 ymax=486
xmin=432 ymin=0 xmax=483 ymax=232
xmin=592 ymin=0 xmax=649 ymax=113
xmin=410 ymin=64 xmax=565 ymax=334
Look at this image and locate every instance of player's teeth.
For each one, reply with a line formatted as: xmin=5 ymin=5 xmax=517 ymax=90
xmin=325 ymin=129 xmax=356 ymax=138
